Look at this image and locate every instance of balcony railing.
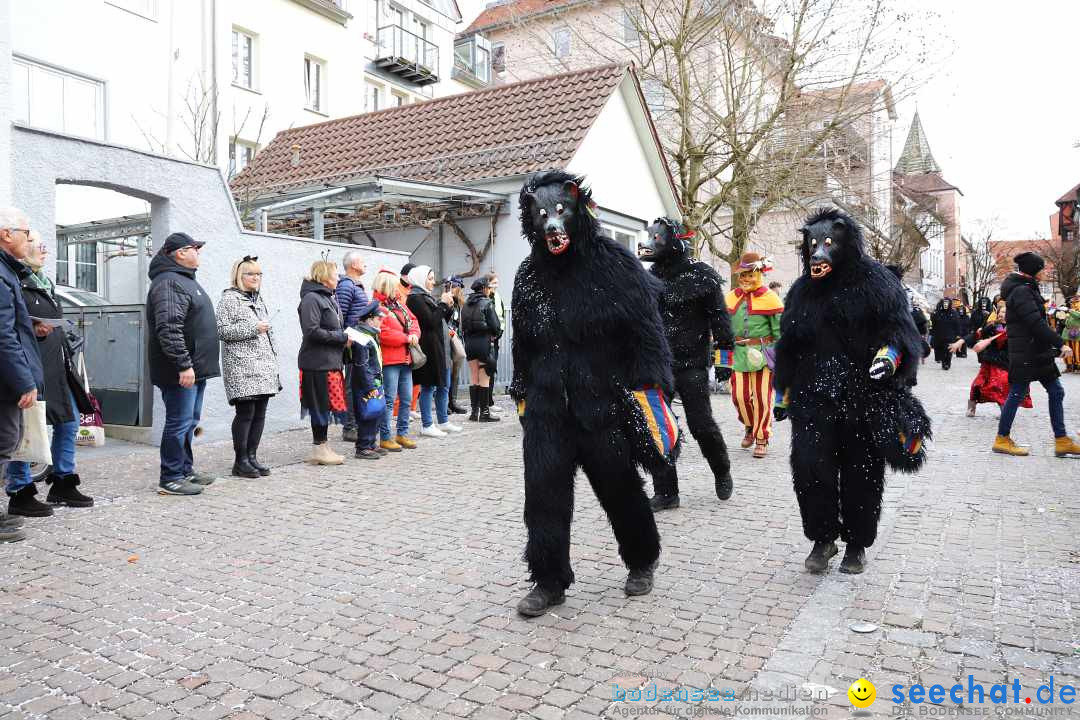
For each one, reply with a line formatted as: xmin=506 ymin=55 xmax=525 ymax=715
xmin=376 ymin=25 xmax=439 ymax=86
xmin=452 ymin=36 xmax=491 ymax=87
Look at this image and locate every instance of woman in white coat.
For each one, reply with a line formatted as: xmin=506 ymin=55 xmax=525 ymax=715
xmin=216 ymin=256 xmax=280 ymax=478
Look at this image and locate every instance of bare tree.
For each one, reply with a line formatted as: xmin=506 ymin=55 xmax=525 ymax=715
xmin=861 ymin=185 xmax=942 ymax=275
xmin=961 ymin=233 xmax=998 ymax=304
xmin=1039 ymin=238 xmax=1080 ymax=301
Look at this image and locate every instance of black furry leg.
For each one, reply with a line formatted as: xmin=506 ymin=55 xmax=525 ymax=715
xmin=790 ymin=413 xmax=842 ymax=544
xmin=522 ymin=413 xmax=576 ymax=591
xmin=650 ymin=462 xmax=679 ymax=498
xmin=580 ymin=428 xmax=661 ymax=573
xmin=838 ymin=429 xmax=885 ymax=548
xmin=676 ymin=367 xmax=732 ymax=491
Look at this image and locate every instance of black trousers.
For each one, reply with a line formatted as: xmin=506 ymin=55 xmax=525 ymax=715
xmin=651 ymin=367 xmax=731 ymax=497
xmin=232 ymin=395 xmax=270 ymax=458
xmin=790 ymin=408 xmax=885 ymax=548
xmin=523 ymin=409 xmax=660 ymax=591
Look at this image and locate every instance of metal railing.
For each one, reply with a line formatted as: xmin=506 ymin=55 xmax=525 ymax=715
xmin=376 ymin=25 xmax=439 ymax=76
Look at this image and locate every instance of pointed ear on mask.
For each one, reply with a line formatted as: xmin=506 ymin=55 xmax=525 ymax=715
xmin=563 ymin=181 xmax=579 ymax=201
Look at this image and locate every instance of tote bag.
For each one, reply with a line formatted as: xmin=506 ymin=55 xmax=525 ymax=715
xmin=75 ymin=353 xmax=106 ymax=447
xmin=12 ymin=401 xmax=50 ymax=464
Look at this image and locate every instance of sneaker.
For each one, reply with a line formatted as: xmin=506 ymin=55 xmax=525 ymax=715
xmin=0 ymin=526 xmax=26 ymax=543
xmin=437 ymin=422 xmax=462 ymax=433
xmin=488 ymin=404 xmax=503 ymax=415
xmin=420 ymin=425 xmax=447 ymax=438
xmin=372 ymin=446 xmax=389 ymax=456
xmin=355 ymin=448 xmax=381 ymax=460
xmin=0 ymin=513 xmax=26 ymax=529
xmin=188 ymin=472 xmax=217 ymax=486
xmin=158 ymin=479 xmax=203 ymax=496
xmin=410 ymin=410 xmax=421 ymax=421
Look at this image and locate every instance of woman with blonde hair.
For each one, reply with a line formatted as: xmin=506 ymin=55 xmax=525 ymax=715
xmin=298 ymin=259 xmax=349 ymax=465
xmin=372 ymin=267 xmax=420 ymax=450
xmin=216 ymin=255 xmax=280 ymax=478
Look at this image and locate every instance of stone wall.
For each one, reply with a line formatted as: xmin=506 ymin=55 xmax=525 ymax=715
xmin=11 ymin=125 xmax=407 ymax=443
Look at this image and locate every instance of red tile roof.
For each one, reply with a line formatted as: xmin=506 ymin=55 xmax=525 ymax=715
xmin=463 ymin=0 xmax=584 ymax=34
xmin=231 ymin=64 xmax=627 ymax=196
xmin=1057 ymin=181 xmax=1080 ymax=205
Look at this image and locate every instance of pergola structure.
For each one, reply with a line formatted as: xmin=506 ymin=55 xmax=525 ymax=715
xmin=245 ymin=175 xmax=508 ymax=276
xmin=55 ymin=213 xmax=152 ymax=298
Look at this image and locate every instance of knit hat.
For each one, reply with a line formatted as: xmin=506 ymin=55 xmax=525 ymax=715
xmin=1014 ymin=251 xmax=1045 ymax=276
xmin=406 ymin=265 xmax=432 ymax=289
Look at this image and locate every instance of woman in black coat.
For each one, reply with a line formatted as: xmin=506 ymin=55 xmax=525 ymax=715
xmin=461 ymin=276 xmax=501 ymax=422
xmin=5 ymin=237 xmax=94 ymax=517
xmin=930 ymin=299 xmax=961 ymax=370
xmin=298 ymin=260 xmax=349 ymax=466
xmin=405 ymin=265 xmax=458 ymax=436
xmin=994 ymin=252 xmax=1080 ymax=456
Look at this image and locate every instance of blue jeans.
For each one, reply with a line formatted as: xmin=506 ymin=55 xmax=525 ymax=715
xmin=380 ymin=364 xmax=412 ymax=440
xmin=159 ymin=381 xmax=205 ymax=483
xmin=419 ymin=367 xmax=451 ymax=428
xmin=5 ymin=390 xmax=80 ymax=493
xmin=998 ymin=377 xmax=1066 ymax=438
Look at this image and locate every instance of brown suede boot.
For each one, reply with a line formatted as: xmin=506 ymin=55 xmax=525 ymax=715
xmin=1053 ymin=435 xmax=1080 ymax=458
xmin=992 ymin=435 xmax=1029 ymax=456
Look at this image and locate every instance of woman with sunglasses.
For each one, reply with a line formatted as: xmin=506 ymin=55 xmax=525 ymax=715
xmin=216 ymin=256 xmax=281 ymax=478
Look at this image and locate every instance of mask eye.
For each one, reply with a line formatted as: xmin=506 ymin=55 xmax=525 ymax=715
xmin=811 ymin=239 xmax=818 ymax=247
xmin=539 ymin=208 xmax=548 ymax=218
xmin=825 ymin=237 xmax=833 ymax=246
xmin=556 ymin=203 xmax=564 ymax=215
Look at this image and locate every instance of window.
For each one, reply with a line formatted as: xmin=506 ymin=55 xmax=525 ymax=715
xmin=229 ymin=139 xmax=257 ymax=176
xmin=491 ymin=43 xmax=506 ymax=73
xmin=56 ymin=236 xmax=98 ymax=293
xmin=304 ymin=57 xmax=325 ymax=112
xmin=600 ymin=225 xmax=638 ymax=254
xmin=365 ymin=81 xmax=382 ymax=112
xmin=105 ymin=0 xmax=157 ymax=20
xmin=11 ymin=57 xmax=105 ymax=140
xmin=553 ymin=27 xmax=571 ymax=59
xmin=232 ymin=29 xmax=254 ymax=89
xmin=392 ymin=92 xmax=407 ymax=107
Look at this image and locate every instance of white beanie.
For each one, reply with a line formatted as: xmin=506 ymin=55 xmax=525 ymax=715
xmin=407 ymin=265 xmax=432 ymax=289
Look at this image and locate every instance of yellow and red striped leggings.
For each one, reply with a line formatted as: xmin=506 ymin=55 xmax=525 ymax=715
xmin=731 ymin=368 xmax=774 ymax=442
xmin=1069 ymin=339 xmax=1080 ymax=370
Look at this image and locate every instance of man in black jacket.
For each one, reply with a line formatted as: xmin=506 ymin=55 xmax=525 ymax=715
xmin=146 ymin=233 xmax=221 ymax=495
xmin=994 ymin=251 xmax=1080 ymax=458
xmin=0 ymin=207 xmax=43 ymax=542
xmin=638 ymin=218 xmax=735 ymax=509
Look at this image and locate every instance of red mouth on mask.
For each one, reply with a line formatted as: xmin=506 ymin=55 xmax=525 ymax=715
xmin=546 ymin=232 xmax=571 ymax=255
xmin=810 ymin=262 xmax=832 ymax=279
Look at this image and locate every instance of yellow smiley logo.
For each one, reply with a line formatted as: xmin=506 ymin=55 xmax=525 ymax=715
xmin=848 ymin=678 xmax=876 ymax=708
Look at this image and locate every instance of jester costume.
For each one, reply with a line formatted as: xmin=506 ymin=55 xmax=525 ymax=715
xmin=1061 ymin=297 xmax=1080 ymax=372
xmin=722 ymin=253 xmax=782 ymax=458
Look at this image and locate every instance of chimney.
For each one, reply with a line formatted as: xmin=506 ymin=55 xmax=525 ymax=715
xmin=291 ymin=144 xmax=302 ymax=168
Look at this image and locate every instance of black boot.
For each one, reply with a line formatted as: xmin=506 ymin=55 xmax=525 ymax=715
xmin=649 ymin=493 xmax=680 ymax=511
xmin=516 ymin=584 xmax=566 ymax=617
xmin=714 ymin=472 xmax=734 ymax=501
xmin=8 ymin=484 xmax=54 ymax=517
xmin=246 ymin=406 xmax=270 ymax=476
xmin=468 ymin=386 xmax=480 ymax=422
xmin=625 ymin=563 xmax=656 ymax=596
xmin=804 ymin=541 xmax=838 ymax=573
xmin=479 ymin=400 xmax=501 ymax=423
xmin=231 ymin=451 xmax=260 ymax=479
xmin=247 ymin=453 xmax=271 ymax=477
xmin=45 ymin=474 xmax=94 ymax=508
xmin=839 ymin=545 xmax=866 ymax=574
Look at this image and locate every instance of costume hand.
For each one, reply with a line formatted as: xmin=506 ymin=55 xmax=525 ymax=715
xmin=33 ymin=321 xmax=53 ymax=338
xmin=256 ymin=321 xmax=270 ymax=334
xmin=773 ymin=405 xmax=787 ymax=422
xmin=868 ymin=356 xmax=895 ymax=381
xmin=714 ymin=366 xmax=732 ymax=383
xmin=947 ymin=339 xmax=964 ymax=353
xmin=17 ymin=388 xmax=37 ymax=409
xmin=179 ymin=368 xmax=196 ymax=388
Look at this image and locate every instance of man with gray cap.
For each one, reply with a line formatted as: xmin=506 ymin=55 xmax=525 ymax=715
xmin=0 ymin=207 xmax=43 ymax=541
xmin=146 ymin=232 xmax=221 ymax=495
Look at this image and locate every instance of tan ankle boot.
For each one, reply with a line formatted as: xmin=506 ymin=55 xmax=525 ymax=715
xmin=992 ymin=435 xmax=1029 ymax=456
xmin=1054 ymin=435 xmax=1080 ymax=458
xmin=308 ymin=443 xmax=344 ymax=465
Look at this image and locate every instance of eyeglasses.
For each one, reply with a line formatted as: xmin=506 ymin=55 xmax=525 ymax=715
xmin=242 ymin=272 xmax=263 ymax=277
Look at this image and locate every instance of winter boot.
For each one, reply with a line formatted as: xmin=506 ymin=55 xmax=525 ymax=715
xmin=992 ymin=435 xmax=1029 ymax=456
xmin=714 ymin=472 xmax=734 ymax=501
xmin=247 ymin=452 xmax=271 ymax=477
xmin=804 ymin=541 xmax=838 ymax=573
xmin=1054 ymin=435 xmax=1080 ymax=458
xmin=468 ymin=386 xmax=481 ymax=422
xmin=516 ymin=584 xmax=566 ymax=617
xmin=380 ymin=439 xmax=403 ymax=452
xmin=231 ymin=451 xmax=261 ymax=478
xmin=45 ymin=474 xmax=94 ymax=508
xmin=307 ymin=443 xmax=344 ymax=466
xmin=7 ymin=484 xmax=54 ymax=517
xmin=649 ymin=493 xmax=680 ymax=511
xmin=479 ymin=402 xmax=501 ymax=423
xmin=624 ymin=563 xmax=656 ymax=596
xmin=839 ymin=545 xmax=866 ymax=574
xmin=395 ymin=435 xmax=418 ymax=449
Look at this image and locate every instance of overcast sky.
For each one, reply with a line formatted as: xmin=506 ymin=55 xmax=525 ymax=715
xmin=458 ymin=2 xmax=1079 ymax=240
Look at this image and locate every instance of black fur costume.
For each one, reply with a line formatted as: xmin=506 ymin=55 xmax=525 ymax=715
xmin=638 ymin=217 xmax=735 ymax=499
xmin=510 ymin=170 xmax=675 ymax=594
xmin=773 ymin=208 xmax=931 ymax=553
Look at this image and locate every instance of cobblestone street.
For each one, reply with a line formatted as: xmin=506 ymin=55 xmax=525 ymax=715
xmin=2 ymin=358 xmax=1079 ymax=720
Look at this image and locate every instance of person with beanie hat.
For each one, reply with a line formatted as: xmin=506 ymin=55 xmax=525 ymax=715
xmin=991 ymin=251 xmax=1080 ymax=457
xmin=461 ymin=276 xmax=501 ymax=422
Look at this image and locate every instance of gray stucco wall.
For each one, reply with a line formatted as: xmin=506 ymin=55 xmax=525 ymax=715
xmin=11 ymin=125 xmax=407 ymax=443
xmin=0 ymin=0 xmax=13 ymax=205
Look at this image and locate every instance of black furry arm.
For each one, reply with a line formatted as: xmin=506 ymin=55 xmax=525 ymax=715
xmin=508 ymin=264 xmax=532 ymax=401
xmin=705 ymin=269 xmax=734 ymax=352
xmin=609 ymin=247 xmax=675 ymax=395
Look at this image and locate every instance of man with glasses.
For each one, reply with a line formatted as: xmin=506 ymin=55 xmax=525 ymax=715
xmin=0 ymin=208 xmax=44 ymax=541
xmin=146 ymin=232 xmax=221 ymax=495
